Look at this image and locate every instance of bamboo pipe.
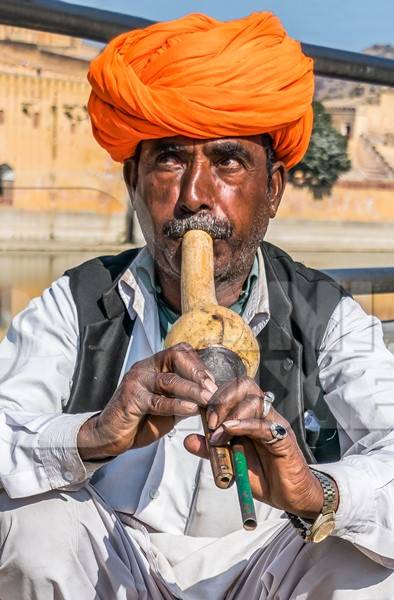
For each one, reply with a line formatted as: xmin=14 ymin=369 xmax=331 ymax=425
xmin=164 ymin=229 xmax=260 ymax=529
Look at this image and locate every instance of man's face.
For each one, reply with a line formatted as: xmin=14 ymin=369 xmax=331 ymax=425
xmin=125 ymin=135 xmax=285 ymax=283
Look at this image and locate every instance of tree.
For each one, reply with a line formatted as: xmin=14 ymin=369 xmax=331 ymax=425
xmin=289 ymin=101 xmax=351 ymax=198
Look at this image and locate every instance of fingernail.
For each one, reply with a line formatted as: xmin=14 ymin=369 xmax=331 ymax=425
xmin=201 ymin=389 xmax=214 ymax=403
xmin=208 ymin=411 xmax=218 ymax=429
xmin=204 ymin=369 xmax=216 ymax=383
xmin=222 ymin=419 xmax=241 ymax=428
xmin=203 ymin=378 xmax=218 ymax=394
xmin=209 ymin=426 xmax=224 ymax=443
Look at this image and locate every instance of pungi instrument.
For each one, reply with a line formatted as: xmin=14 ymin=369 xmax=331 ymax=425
xmin=165 ymin=229 xmax=260 ymax=529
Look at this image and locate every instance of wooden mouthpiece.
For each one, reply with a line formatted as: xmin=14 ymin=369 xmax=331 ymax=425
xmin=164 ymin=230 xmax=260 ymax=528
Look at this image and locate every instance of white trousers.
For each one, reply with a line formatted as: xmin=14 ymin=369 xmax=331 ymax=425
xmin=0 ymin=484 xmax=393 ymax=600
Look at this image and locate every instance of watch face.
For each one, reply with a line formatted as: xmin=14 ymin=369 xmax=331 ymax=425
xmin=311 ymin=518 xmax=335 ymax=543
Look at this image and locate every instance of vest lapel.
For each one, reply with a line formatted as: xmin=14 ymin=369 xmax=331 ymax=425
xmin=258 ymin=246 xmax=315 ymax=462
xmin=65 ymin=267 xmax=134 ymax=414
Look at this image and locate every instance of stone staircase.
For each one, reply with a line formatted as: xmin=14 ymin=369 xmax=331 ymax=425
xmin=356 ymin=134 xmax=394 ymax=179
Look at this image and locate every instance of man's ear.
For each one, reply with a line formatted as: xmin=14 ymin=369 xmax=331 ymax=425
xmin=269 ymin=161 xmax=287 ymax=219
xmin=123 ymin=158 xmax=138 ymax=206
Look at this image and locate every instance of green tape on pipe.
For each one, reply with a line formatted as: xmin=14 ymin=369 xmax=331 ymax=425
xmin=232 ymin=438 xmax=257 ymax=530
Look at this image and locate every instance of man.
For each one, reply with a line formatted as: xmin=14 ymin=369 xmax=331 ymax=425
xmin=1 ymin=12 xmax=394 ymax=600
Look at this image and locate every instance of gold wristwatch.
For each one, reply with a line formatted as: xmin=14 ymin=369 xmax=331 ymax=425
xmin=286 ymin=470 xmax=337 ymax=543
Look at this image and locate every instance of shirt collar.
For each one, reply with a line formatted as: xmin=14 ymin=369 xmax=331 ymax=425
xmin=246 ymin=246 xmax=270 ymax=336
xmin=118 ymin=245 xmax=270 ymax=335
xmin=118 ymin=246 xmax=157 ymax=323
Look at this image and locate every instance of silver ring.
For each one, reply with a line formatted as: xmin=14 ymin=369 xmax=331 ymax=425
xmin=261 ymin=391 xmax=275 ymax=418
xmin=263 ymin=422 xmax=288 ymax=445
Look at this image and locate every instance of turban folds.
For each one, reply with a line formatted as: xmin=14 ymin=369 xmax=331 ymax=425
xmin=87 ymin=12 xmax=314 ymax=169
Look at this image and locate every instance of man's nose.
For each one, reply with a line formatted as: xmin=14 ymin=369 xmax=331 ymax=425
xmin=176 ymin=162 xmax=215 ymax=214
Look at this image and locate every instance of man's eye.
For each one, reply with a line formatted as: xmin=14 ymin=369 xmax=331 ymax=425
xmin=157 ymin=152 xmax=182 ymax=166
xmin=216 ymin=157 xmax=243 ymax=169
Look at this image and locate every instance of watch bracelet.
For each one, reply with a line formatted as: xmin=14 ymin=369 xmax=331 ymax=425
xmin=285 ymin=470 xmax=337 ymax=540
xmin=285 ymin=511 xmax=314 ymax=539
xmin=311 ymin=469 xmax=337 ymax=514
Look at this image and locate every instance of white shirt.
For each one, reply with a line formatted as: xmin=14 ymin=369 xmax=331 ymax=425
xmin=1 ymin=247 xmax=394 ymax=569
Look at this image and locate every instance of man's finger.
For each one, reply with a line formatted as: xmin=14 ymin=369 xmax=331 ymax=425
xmin=148 ymin=394 xmax=201 ymax=417
xmin=133 ymin=416 xmax=175 ymax=447
xmin=221 ymin=418 xmax=294 ymax=452
xmin=206 ymin=377 xmax=262 ymax=429
xmin=184 ymin=433 xmax=210 ymax=459
xmin=209 ymin=396 xmax=262 ymax=445
xmin=151 ymin=372 xmax=213 ymax=406
xmin=155 ymin=343 xmax=217 ymax=392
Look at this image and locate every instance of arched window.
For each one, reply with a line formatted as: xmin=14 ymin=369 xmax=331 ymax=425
xmin=0 ymin=164 xmax=15 ymax=205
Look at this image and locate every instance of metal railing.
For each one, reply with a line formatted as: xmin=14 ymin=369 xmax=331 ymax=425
xmin=324 ymin=268 xmax=394 ymax=295
xmin=1 ymin=0 xmax=394 ymax=86
xmin=0 ymin=0 xmax=152 ymax=43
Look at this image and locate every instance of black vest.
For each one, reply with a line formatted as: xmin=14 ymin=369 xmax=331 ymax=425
xmin=64 ymin=242 xmax=348 ymax=464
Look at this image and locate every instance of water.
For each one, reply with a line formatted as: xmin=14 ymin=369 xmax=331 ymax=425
xmin=0 ymin=251 xmax=97 ymax=339
xmin=1 ymin=250 xmax=394 ymax=340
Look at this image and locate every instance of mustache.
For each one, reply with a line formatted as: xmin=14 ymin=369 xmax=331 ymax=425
xmin=162 ymin=213 xmax=233 ymax=240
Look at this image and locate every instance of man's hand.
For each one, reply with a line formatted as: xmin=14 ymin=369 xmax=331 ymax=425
xmin=184 ymin=377 xmax=337 ymax=519
xmin=78 ymin=343 xmax=217 ymax=460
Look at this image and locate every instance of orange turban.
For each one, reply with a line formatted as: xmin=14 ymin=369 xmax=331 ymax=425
xmin=87 ymin=12 xmax=314 ymax=169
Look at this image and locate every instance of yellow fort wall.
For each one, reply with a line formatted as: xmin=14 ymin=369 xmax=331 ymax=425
xmin=280 ymin=180 xmax=394 ymax=223
xmin=0 ymin=71 xmax=125 ymax=215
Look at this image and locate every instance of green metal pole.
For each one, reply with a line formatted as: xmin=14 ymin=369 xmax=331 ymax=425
xmin=231 ymin=438 xmax=257 ymax=530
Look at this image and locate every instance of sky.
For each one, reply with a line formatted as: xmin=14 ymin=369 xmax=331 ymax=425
xmin=67 ymin=0 xmax=394 ymax=52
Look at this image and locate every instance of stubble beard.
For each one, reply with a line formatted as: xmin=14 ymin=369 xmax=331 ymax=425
xmin=156 ymin=210 xmax=268 ymax=285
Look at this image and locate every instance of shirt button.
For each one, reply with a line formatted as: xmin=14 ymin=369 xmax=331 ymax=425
xmin=149 ymin=488 xmax=160 ymax=499
xmin=168 ymin=428 xmax=177 ymax=438
xmin=282 ymin=357 xmax=294 ymax=372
